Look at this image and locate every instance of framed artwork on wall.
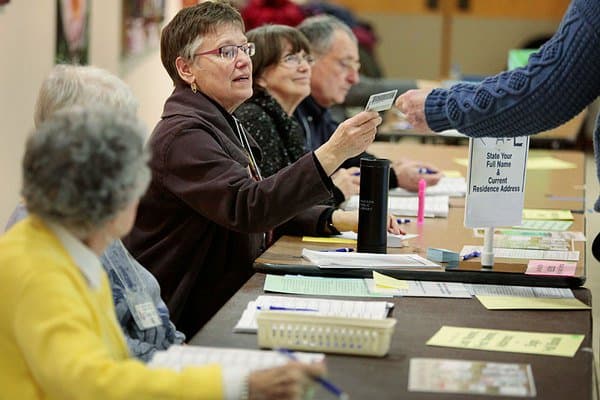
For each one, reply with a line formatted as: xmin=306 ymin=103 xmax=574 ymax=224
xmin=181 ymin=0 xmax=199 ymax=7
xmin=122 ymin=0 xmax=165 ymax=61
xmin=56 ymin=0 xmax=90 ymax=64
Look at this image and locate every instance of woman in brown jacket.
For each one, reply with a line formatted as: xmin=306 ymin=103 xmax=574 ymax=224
xmin=124 ymin=2 xmax=395 ymax=337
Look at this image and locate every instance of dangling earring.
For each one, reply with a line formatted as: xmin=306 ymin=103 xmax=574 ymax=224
xmin=191 ymin=81 xmax=198 ymax=93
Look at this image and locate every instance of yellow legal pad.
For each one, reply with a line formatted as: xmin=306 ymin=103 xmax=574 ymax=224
xmin=522 ymin=208 xmax=573 ymax=221
xmin=427 ymin=326 xmax=585 ymax=357
xmin=476 ymin=296 xmax=590 ymax=310
xmin=442 ymin=170 xmax=462 ymax=178
xmin=373 ymin=271 xmax=409 ymax=290
xmin=302 ymin=236 xmax=355 ymax=245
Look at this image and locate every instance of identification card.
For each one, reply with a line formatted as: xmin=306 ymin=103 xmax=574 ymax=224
xmin=126 ymin=290 xmax=162 ymax=330
xmin=364 ymin=89 xmax=398 ymax=112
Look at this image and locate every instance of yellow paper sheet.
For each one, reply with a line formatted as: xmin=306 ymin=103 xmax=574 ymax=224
xmin=527 ymin=156 xmax=576 ymax=170
xmin=453 ymin=156 xmax=576 ymax=170
xmin=442 ymin=170 xmax=462 ymax=178
xmin=302 ymin=236 xmax=355 ymax=245
xmin=476 ymin=296 xmax=590 ymax=310
xmin=522 ymin=209 xmax=573 ymax=221
xmin=453 ymin=158 xmax=469 ymax=167
xmin=427 ymin=326 xmax=585 ymax=357
xmin=373 ymin=271 xmax=409 ymax=289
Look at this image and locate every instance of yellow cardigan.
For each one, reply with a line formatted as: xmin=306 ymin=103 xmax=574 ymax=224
xmin=0 ymin=216 xmax=224 ymax=400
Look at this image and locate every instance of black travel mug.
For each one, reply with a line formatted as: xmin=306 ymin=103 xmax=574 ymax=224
xmin=357 ymin=158 xmax=390 ymax=254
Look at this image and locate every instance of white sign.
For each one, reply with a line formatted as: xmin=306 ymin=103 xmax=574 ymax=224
xmin=464 ymin=136 xmax=529 ymax=228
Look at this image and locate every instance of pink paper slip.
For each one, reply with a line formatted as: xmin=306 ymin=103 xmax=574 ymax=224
xmin=525 ymin=260 xmax=577 ymax=276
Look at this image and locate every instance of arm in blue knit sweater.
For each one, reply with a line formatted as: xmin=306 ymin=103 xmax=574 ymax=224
xmin=396 ymin=0 xmax=600 ymax=138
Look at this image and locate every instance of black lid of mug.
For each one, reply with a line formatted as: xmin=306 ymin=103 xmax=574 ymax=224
xmin=360 ymin=158 xmax=390 ymax=167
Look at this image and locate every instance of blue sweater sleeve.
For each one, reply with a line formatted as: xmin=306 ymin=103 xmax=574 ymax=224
xmin=425 ymin=0 xmax=600 ymax=138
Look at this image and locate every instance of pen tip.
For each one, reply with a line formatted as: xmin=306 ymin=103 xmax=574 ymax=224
xmin=340 ymin=393 xmax=350 ymax=400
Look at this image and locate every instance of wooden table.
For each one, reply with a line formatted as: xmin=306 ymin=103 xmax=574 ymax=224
xmin=255 ymin=210 xmax=586 ymax=287
xmin=367 ymin=142 xmax=586 ymax=212
xmin=191 ymin=274 xmax=594 ymax=399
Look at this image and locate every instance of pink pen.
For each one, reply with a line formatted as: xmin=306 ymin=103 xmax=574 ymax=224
xmin=417 ymin=178 xmax=426 ymax=225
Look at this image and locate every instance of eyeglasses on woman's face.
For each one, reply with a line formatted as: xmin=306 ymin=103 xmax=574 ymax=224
xmin=194 ymin=42 xmax=255 ymax=61
xmin=280 ymin=52 xmax=315 ymax=68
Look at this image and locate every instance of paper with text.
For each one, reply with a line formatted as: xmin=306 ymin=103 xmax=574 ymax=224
xmin=234 ymin=295 xmax=392 ymax=333
xmin=522 ymin=209 xmax=573 ymax=221
xmin=408 ymin=358 xmax=536 ymax=397
xmin=366 ymin=279 xmax=472 ymax=298
xmin=526 ymin=260 xmax=577 ymax=276
xmin=302 ymin=248 xmax=439 ymax=269
xmin=427 ymin=326 xmax=585 ymax=357
xmin=264 ymin=274 xmax=391 ymax=297
xmin=149 ymin=345 xmax=324 ymax=372
xmin=390 ymin=176 xmax=466 ymax=198
xmin=372 ymin=271 xmax=409 ymax=289
xmin=475 ymin=296 xmax=590 ymax=310
xmin=460 ymin=245 xmax=579 ymax=261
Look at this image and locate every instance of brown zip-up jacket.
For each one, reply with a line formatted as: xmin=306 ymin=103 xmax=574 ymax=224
xmin=125 ymin=85 xmax=333 ymax=337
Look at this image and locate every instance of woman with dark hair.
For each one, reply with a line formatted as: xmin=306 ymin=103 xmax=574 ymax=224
xmin=236 ymin=24 xmax=371 ymax=204
xmin=235 ymin=24 xmax=312 ymax=178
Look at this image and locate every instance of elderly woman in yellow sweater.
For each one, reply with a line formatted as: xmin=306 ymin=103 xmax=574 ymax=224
xmin=0 ymin=107 xmax=323 ymax=399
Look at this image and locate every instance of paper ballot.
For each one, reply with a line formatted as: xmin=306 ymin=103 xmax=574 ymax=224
xmin=149 ymin=345 xmax=324 ymax=372
xmin=234 ymin=295 xmax=392 ymax=333
xmin=343 ymin=195 xmax=449 ymax=218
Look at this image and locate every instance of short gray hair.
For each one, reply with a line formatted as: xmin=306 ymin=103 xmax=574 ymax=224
xmin=22 ymin=107 xmax=150 ymax=236
xmin=297 ymin=15 xmax=357 ymax=55
xmin=34 ymin=64 xmax=138 ymax=127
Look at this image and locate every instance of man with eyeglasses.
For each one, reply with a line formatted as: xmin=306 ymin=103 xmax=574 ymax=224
xmin=295 ymin=15 xmax=443 ymax=196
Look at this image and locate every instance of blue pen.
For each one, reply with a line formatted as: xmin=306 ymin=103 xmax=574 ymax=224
xmin=396 ymin=218 xmax=411 ymax=224
xmin=321 ymin=248 xmax=355 ymax=253
xmin=278 ymin=348 xmax=349 ymax=400
xmin=417 ymin=167 xmax=436 ymax=174
xmin=462 ymin=250 xmax=481 ymax=261
xmin=352 ymin=172 xmax=360 ymax=176
xmin=257 ymin=305 xmax=319 ymax=312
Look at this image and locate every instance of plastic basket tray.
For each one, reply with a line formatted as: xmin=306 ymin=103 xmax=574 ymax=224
xmin=256 ymin=311 xmax=397 ymax=357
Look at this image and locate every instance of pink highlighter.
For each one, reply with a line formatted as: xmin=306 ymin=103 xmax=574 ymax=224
xmin=417 ymin=178 xmax=426 ymax=225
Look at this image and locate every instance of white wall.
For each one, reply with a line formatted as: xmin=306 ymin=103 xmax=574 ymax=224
xmin=0 ymin=0 xmax=178 ymax=226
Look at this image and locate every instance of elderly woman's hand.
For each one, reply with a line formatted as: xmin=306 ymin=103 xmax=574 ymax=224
xmin=314 ymin=111 xmax=382 ymax=176
xmin=248 ymin=361 xmax=326 ymax=400
xmin=331 ymin=167 xmax=361 ymax=200
xmin=394 ymin=89 xmax=434 ymax=133
xmin=394 ymin=161 xmax=443 ymax=192
xmin=332 ymin=210 xmax=405 ymax=235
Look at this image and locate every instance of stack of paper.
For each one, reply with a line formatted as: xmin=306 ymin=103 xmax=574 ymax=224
xmin=460 ymin=245 xmax=579 ymax=261
xmin=234 ymin=295 xmax=393 ymax=333
xmin=264 ymin=274 xmax=392 ymax=298
xmin=342 ymin=195 xmax=449 ymax=218
xmin=149 ymin=345 xmax=324 ymax=372
xmin=302 ymin=248 xmax=439 ymax=269
xmin=390 ymin=177 xmax=466 ymax=197
xmin=336 ymin=231 xmax=417 ymax=248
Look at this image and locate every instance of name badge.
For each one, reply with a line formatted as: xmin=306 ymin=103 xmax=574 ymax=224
xmin=126 ymin=290 xmax=162 ymax=330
